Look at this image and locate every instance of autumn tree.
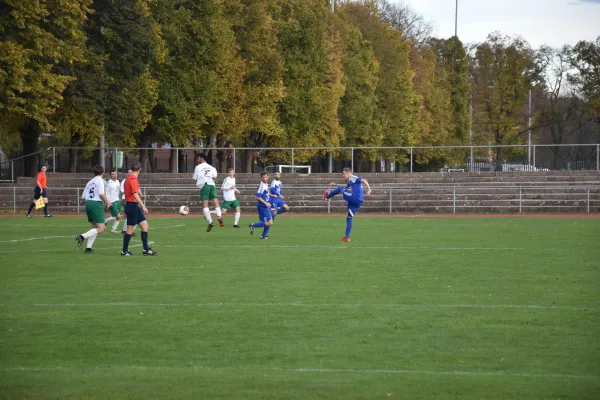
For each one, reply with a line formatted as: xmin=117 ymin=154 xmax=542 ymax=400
xmin=335 ymin=10 xmax=381 ymax=170
xmin=340 ymin=1 xmax=419 ymax=167
xmin=429 ymin=36 xmax=470 ymax=144
xmin=231 ymin=0 xmax=284 ymax=172
xmin=471 ymin=33 xmax=539 ymax=169
xmin=275 ymin=0 xmax=345 ymax=167
xmin=0 ymin=0 xmax=93 ymax=175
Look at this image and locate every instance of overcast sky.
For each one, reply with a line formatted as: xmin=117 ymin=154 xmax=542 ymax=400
xmin=401 ymin=0 xmax=600 ymax=48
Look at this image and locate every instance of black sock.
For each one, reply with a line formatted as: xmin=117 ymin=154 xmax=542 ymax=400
xmin=141 ymin=231 xmax=149 ymax=252
xmin=43 ymin=205 xmax=48 ymax=215
xmin=27 ymin=203 xmax=34 ymax=214
xmin=122 ymin=233 xmax=132 ymax=253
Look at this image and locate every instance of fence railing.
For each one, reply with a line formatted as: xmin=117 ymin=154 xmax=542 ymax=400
xmin=1 ymin=143 xmax=599 ymax=182
xmin=1 ymin=185 xmax=598 ymax=214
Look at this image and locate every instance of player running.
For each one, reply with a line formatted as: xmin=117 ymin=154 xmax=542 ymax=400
xmin=192 ymin=153 xmax=223 ymax=231
xmin=121 ymin=161 xmax=158 ymax=256
xmin=323 ymin=168 xmax=371 ymax=242
xmin=249 ymin=171 xmax=273 ymax=239
xmin=76 ymin=165 xmax=112 ymax=253
xmin=211 ymin=168 xmax=242 ymax=227
xmin=26 ymin=165 xmax=52 ymax=218
xmin=269 ymin=171 xmax=289 ymax=220
xmin=104 ymin=170 xmax=122 ymax=233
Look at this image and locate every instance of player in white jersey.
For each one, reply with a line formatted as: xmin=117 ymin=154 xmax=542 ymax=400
xmin=104 ymin=170 xmax=121 ymax=233
xmin=192 ymin=153 xmax=223 ymax=232
xmin=120 ymin=169 xmax=136 ymax=236
xmin=76 ymin=165 xmax=112 ymax=253
xmin=211 ymin=168 xmax=241 ymax=227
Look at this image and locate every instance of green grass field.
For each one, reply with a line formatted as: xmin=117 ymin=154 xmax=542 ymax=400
xmin=1 ymin=214 xmax=599 ymax=399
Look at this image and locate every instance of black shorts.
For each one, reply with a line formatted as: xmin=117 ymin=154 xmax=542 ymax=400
xmin=124 ymin=202 xmax=146 ymax=226
xmin=34 ymin=187 xmax=47 ymax=200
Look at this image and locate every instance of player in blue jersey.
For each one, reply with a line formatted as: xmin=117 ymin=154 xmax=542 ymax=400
xmin=249 ymin=171 xmax=273 ymax=239
xmin=323 ymin=167 xmax=371 ymax=242
xmin=269 ymin=171 xmax=289 ymax=220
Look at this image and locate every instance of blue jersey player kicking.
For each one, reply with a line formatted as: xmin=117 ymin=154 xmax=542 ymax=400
xmin=323 ymin=168 xmax=371 ymax=242
xmin=269 ymin=171 xmax=290 ymax=220
xmin=249 ymin=171 xmax=273 ymax=239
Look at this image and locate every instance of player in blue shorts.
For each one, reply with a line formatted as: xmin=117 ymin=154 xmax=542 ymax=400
xmin=269 ymin=171 xmax=289 ymax=220
xmin=323 ymin=167 xmax=371 ymax=242
xmin=249 ymin=171 xmax=273 ymax=240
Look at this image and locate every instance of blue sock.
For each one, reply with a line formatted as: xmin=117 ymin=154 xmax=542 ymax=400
xmin=345 ymin=216 xmax=353 ymax=237
xmin=122 ymin=233 xmax=132 ymax=253
xmin=272 ymin=213 xmax=276 ymax=221
xmin=262 ymin=225 xmax=271 ymax=238
xmin=252 ymin=221 xmax=266 ymax=228
xmin=328 ymin=186 xmax=342 ymax=198
xmin=141 ymin=231 xmax=149 ymax=252
xmin=277 ymin=207 xmax=287 ymax=215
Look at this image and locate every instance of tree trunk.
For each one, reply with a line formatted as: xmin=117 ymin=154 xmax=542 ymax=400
xmin=139 ymin=125 xmax=154 ymax=171
xmin=245 ymin=150 xmax=253 ymax=173
xmin=169 ymin=148 xmax=177 ymax=173
xmin=178 ymin=150 xmax=185 ymax=173
xmin=148 ymin=149 xmax=157 ymax=172
xmin=68 ymin=135 xmax=81 ymax=173
xmin=20 ymin=119 xmax=40 ymax=177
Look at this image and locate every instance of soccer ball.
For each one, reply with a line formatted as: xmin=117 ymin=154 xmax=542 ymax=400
xmin=178 ymin=205 xmax=190 ymax=215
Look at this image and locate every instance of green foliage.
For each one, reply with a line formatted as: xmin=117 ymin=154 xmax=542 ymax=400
xmin=410 ymin=47 xmax=457 ymax=167
xmin=340 ymin=2 xmax=419 ymax=164
xmin=335 ymin=11 xmax=381 ymax=161
xmin=429 ymin=36 xmax=470 ymax=143
xmin=88 ymin=0 xmax=165 ymax=146
xmin=471 ymin=34 xmax=539 ymax=164
xmin=0 ymin=0 xmax=93 ymax=151
xmin=275 ymin=0 xmax=345 ymax=162
xmin=569 ymin=36 xmax=600 ymax=116
xmin=232 ymin=0 xmax=284 ymax=145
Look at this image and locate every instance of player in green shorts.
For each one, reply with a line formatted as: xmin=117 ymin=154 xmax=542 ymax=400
xmin=193 ymin=153 xmax=223 ymax=232
xmin=212 ymin=168 xmax=242 ymax=227
xmin=76 ymin=165 xmax=113 ymax=254
xmin=104 ymin=170 xmax=122 ymax=233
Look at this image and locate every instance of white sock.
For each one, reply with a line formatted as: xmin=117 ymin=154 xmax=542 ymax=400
xmin=82 ymin=228 xmax=98 ymax=239
xmin=123 ymin=219 xmax=128 ymax=232
xmin=215 ymin=207 xmax=222 ymax=218
xmin=203 ymin=207 xmax=213 ymax=223
xmin=234 ymin=212 xmax=240 ymax=225
xmin=111 ymin=220 xmax=119 ymax=232
xmin=86 ymin=233 xmax=98 ymax=249
xmin=105 ymin=216 xmax=115 ymax=223
xmin=210 ymin=210 xmax=217 ymax=215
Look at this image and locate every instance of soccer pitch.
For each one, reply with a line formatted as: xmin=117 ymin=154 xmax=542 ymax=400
xmin=1 ymin=215 xmax=599 ymax=399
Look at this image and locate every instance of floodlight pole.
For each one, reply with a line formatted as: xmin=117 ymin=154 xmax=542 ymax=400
xmin=455 ymin=0 xmax=458 ymax=37
xmin=527 ymin=90 xmax=532 ymax=165
xmin=331 ymin=0 xmax=334 ymax=12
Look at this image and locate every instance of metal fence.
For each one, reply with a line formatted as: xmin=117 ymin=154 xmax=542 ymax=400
xmin=1 ymin=143 xmax=599 ymax=182
xmin=2 ymin=185 xmax=598 ymax=214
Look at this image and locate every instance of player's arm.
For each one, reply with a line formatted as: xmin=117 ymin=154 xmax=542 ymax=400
xmin=361 ymin=179 xmax=372 ymax=196
xmin=100 ymin=193 xmax=112 ymax=208
xmin=36 ymin=175 xmax=43 ymax=190
xmin=256 ymin=195 xmax=271 ymax=208
xmin=133 ymin=192 xmax=148 ymax=214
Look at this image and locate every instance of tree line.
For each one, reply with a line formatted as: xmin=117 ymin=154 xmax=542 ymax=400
xmin=1 ymin=0 xmax=598 ymax=175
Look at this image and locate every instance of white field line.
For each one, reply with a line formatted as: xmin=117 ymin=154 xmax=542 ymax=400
xmin=0 ymin=226 xmax=181 ymax=245
xmin=0 ymin=235 xmax=72 ymax=243
xmin=0 ymin=365 xmax=597 ymax=380
xmin=162 ymin=244 xmax=525 ymax=251
xmin=0 ymin=241 xmax=153 ymax=253
xmin=1 ymin=302 xmax=594 ymax=311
